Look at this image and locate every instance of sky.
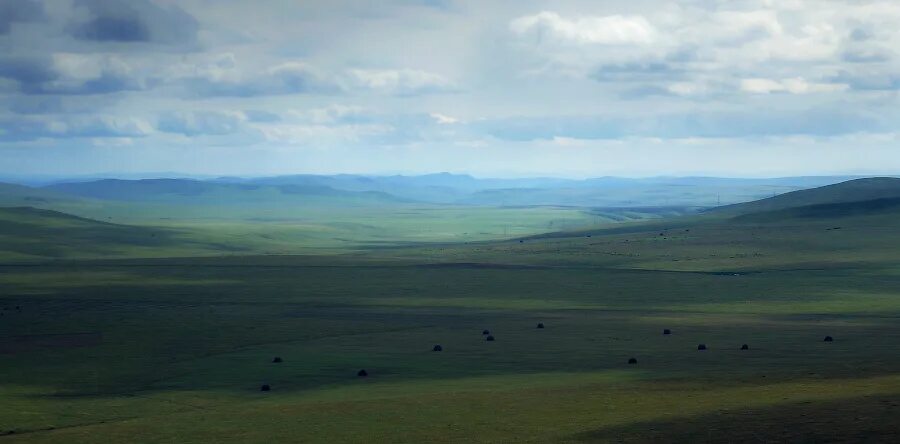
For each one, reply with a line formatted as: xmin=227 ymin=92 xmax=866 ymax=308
xmin=1 ymin=0 xmax=899 ymax=179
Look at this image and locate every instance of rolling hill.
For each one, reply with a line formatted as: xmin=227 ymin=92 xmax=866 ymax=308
xmin=0 ymin=182 xmax=81 ymax=207
xmin=481 ymin=176 xmax=900 ymax=271
xmin=0 ymin=206 xmax=243 ymax=261
xmin=710 ymin=177 xmax=900 ymax=216
xmin=733 ymin=197 xmax=900 ymax=222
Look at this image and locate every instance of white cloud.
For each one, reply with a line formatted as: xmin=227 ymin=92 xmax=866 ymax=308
xmin=298 ymin=105 xmax=368 ymax=125
xmin=510 ymin=11 xmax=656 ymax=45
xmin=157 ymin=110 xmax=248 ymax=136
xmin=258 ymin=123 xmax=393 ymax=146
xmin=740 ymin=77 xmax=849 ymax=94
xmin=343 ymin=69 xmax=455 ymax=96
xmin=4 ymin=0 xmax=900 ymax=177
xmin=509 ymin=2 xmax=900 ymax=98
xmin=705 ymin=10 xmax=783 ymax=44
xmin=430 ymin=113 xmax=459 ymax=124
xmin=666 ymin=82 xmax=709 ymax=96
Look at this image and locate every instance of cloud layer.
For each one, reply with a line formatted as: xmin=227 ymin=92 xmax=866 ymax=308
xmin=1 ymin=0 xmax=899 ymax=177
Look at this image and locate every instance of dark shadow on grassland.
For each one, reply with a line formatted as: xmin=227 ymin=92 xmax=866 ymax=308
xmin=2 ymin=262 xmax=899 ymax=397
xmin=7 ymin=300 xmax=900 ymax=399
xmin=572 ymin=394 xmax=900 ymax=443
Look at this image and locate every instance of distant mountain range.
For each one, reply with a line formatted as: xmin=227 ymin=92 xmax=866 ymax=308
xmin=43 ymin=179 xmax=406 ymax=205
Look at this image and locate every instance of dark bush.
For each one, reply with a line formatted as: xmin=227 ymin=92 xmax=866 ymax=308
xmin=697 ymin=344 xmax=707 ymax=350
xmin=537 ymin=322 xmax=544 ymax=329
xmin=824 ymin=336 xmax=834 ymax=342
xmin=432 ymin=345 xmax=443 ymax=352
xmin=482 ymin=329 xmax=490 ymax=335
xmin=272 ymin=356 xmax=283 ymax=363
xmin=628 ymin=357 xmax=637 ymax=364
xmin=486 ymin=335 xmax=495 ymax=342
xmin=357 ymin=369 xmax=368 ymax=377
xmin=740 ymin=344 xmax=749 ymax=350
xmin=260 ymin=384 xmax=270 ymax=392
xmin=663 ymin=329 xmax=671 ymax=335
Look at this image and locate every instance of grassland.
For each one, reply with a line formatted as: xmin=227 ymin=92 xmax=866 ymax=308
xmin=3 ymin=181 xmax=668 ymax=256
xmin=1 ymin=186 xmax=899 ymax=442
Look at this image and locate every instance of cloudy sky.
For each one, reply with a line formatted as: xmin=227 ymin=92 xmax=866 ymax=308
xmin=1 ymin=0 xmax=899 ymax=178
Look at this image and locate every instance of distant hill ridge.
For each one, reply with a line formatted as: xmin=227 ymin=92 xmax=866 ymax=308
xmin=29 ymin=174 xmax=877 ymax=208
xmin=43 ymin=178 xmax=407 ymax=203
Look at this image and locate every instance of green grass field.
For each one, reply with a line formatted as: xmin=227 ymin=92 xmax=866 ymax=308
xmin=2 ymin=185 xmax=899 ymax=442
xmin=0 ymin=200 xmax=660 ymax=258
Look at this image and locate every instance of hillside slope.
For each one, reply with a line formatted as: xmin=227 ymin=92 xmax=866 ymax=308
xmin=734 ymin=197 xmax=900 ymax=222
xmin=710 ymin=177 xmax=900 ymax=216
xmin=0 ymin=182 xmax=81 ymax=207
xmin=0 ymin=207 xmax=239 ymax=261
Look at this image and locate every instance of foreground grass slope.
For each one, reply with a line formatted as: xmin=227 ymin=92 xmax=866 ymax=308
xmin=1 ymin=179 xmax=899 ymax=442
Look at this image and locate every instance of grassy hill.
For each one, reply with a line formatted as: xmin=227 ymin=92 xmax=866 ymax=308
xmin=0 ymin=179 xmax=674 ymax=251
xmin=0 ymin=183 xmax=81 ymax=207
xmin=413 ymin=178 xmax=900 ymax=273
xmin=734 ymin=197 xmax=900 ymax=222
xmin=710 ymin=177 xmax=900 ymax=216
xmin=0 ymin=207 xmax=247 ymax=261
